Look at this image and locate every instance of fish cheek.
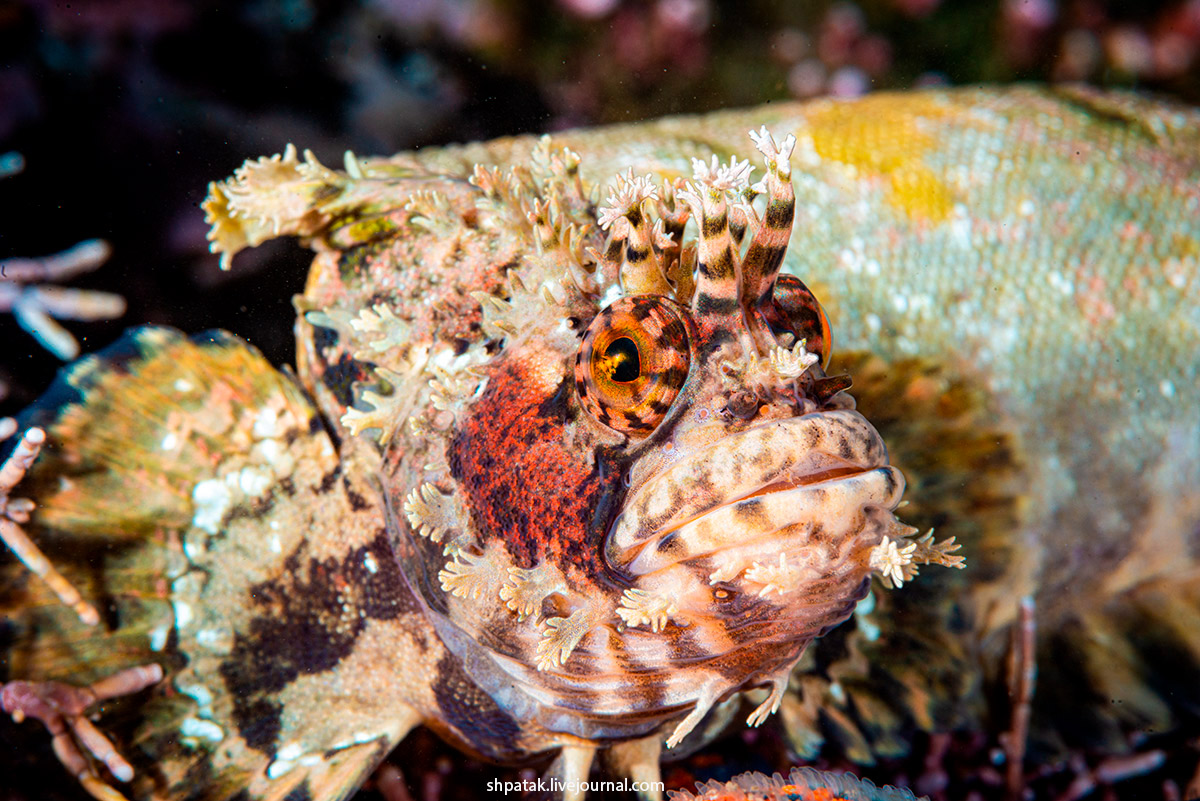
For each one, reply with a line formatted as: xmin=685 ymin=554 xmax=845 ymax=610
xmin=447 ymin=356 xmax=624 ymax=577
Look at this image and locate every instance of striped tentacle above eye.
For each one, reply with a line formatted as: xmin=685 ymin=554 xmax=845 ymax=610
xmin=597 ymin=171 xmax=674 ymax=298
xmin=677 ymin=156 xmax=754 ymax=325
xmin=741 ymin=129 xmax=798 ymax=352
xmin=656 ymin=181 xmax=696 ymax=303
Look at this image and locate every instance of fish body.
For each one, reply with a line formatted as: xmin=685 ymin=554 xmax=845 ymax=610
xmin=2 ymin=84 xmax=1199 ymax=801
xmin=410 ymin=84 xmax=1200 ymax=759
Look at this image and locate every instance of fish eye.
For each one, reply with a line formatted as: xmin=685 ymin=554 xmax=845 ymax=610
xmin=601 ymin=337 xmax=640 ymax=383
xmin=762 ymin=275 xmax=832 ymax=367
xmin=574 ymin=296 xmax=692 ymax=437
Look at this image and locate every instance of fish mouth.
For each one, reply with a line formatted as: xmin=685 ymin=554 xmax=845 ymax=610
xmin=605 ymin=409 xmax=903 ymax=578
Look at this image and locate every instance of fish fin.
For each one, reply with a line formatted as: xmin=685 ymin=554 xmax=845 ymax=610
xmin=816 ymin=350 xmax=1200 ymax=761
xmin=3 ymin=327 xmax=427 ymax=801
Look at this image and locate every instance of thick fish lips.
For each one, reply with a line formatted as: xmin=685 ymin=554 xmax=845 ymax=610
xmin=605 ymin=409 xmax=904 ymax=579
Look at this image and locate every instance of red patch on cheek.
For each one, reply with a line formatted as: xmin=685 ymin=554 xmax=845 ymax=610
xmin=448 ymin=358 xmax=621 ymax=575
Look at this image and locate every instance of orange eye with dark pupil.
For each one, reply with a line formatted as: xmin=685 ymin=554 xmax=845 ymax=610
xmin=576 ymin=297 xmax=692 ymax=437
xmin=600 ymin=338 xmax=641 ymax=383
xmin=762 ymin=274 xmax=833 ymax=367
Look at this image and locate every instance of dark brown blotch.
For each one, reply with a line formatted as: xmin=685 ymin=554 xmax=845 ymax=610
xmin=764 ymin=200 xmax=794 ymax=229
xmin=219 ymin=530 xmax=418 ymax=756
xmin=701 ymin=213 xmax=728 ymax=239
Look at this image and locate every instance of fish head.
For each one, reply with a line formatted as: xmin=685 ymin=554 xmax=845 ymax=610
xmin=402 ymin=131 xmax=950 ymax=748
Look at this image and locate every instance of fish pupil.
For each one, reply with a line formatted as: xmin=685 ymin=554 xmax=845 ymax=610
xmin=602 ymin=337 xmax=641 ymax=383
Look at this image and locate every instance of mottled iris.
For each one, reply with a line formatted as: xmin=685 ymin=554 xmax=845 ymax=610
xmin=575 ymin=296 xmax=691 ymax=436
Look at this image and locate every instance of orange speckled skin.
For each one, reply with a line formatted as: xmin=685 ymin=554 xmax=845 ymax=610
xmin=447 ymin=357 xmax=622 ymax=576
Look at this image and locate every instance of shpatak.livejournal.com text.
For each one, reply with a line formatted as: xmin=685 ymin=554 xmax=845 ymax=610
xmin=487 ymin=778 xmax=665 ymax=795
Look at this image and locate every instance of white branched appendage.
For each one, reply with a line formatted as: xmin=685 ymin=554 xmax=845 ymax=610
xmin=341 ymin=367 xmax=408 ymax=445
xmin=720 ymin=340 xmax=820 ymax=398
xmin=748 ymin=125 xmax=796 ymax=180
xmin=403 ymin=482 xmax=468 ymax=548
xmin=597 ymin=171 xmax=660 ymax=231
xmin=744 ymin=553 xmax=806 ymax=598
xmin=500 ymin=562 xmax=567 ymax=622
xmin=535 ymin=609 xmax=593 ymax=671
xmin=204 ymin=144 xmax=345 ymax=270
xmin=439 ymin=545 xmax=507 ymax=601
xmin=428 ymin=366 xmax=484 ymax=418
xmin=769 ymin=340 xmax=819 ymax=379
xmin=471 ymin=290 xmax=520 ymax=340
xmin=745 ymin=668 xmax=790 ymax=728
xmin=528 ymin=135 xmax=586 ymax=207
xmin=688 ymin=154 xmax=755 ymax=193
xmin=615 ymin=588 xmax=679 ymax=633
xmin=349 ymin=303 xmax=412 ymax=356
xmin=869 ymin=535 xmax=917 ymax=587
xmin=594 ymin=170 xmax=690 ymax=299
xmin=869 ymin=526 xmax=965 ymax=589
xmin=404 ymin=190 xmax=458 ymax=238
xmin=0 ymin=421 xmax=99 ymax=624
xmin=0 ymin=239 xmax=124 ymax=360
